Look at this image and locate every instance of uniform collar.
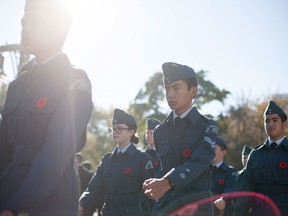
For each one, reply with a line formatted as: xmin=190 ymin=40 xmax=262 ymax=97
xmin=213 ymin=161 xmax=223 ymax=168
xmin=31 ymin=53 xmax=71 ymax=74
xmin=173 ymin=106 xmax=193 ymax=120
xmin=146 ymin=146 xmax=156 ymax=151
xmin=167 ymin=107 xmax=201 ymax=126
xmin=264 ymin=136 xmax=288 ymax=149
xmin=118 ymin=143 xmax=132 ymax=153
xmin=268 ymin=136 xmax=285 ymax=146
xmin=111 ymin=144 xmax=138 ymax=159
xmin=34 ymin=51 xmax=63 ymax=65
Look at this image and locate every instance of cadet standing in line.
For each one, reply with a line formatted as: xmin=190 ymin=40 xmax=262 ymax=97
xmin=145 ymin=118 xmax=162 ymax=174
xmin=75 ymin=153 xmax=94 ymax=195
xmin=237 ymin=145 xmax=252 ymax=190
xmin=235 ymin=100 xmax=288 ymax=216
xmin=141 ymin=118 xmax=162 ymax=216
xmin=143 ymin=62 xmax=218 ymax=216
xmin=0 ymin=0 xmax=93 ymax=215
xmin=78 ymin=109 xmax=155 ymax=216
xmin=211 ymin=137 xmax=238 ymax=216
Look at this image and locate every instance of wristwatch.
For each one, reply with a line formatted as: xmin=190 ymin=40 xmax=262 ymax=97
xmin=166 ymin=178 xmax=175 ymax=190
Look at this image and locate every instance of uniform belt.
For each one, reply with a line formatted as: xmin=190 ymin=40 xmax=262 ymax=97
xmin=105 ymin=194 xmax=140 ymax=205
xmin=13 ymin=147 xmax=39 ymax=165
xmin=257 ymin=184 xmax=288 ymax=194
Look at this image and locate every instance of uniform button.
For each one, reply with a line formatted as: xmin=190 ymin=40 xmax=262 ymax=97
xmin=180 ymin=173 xmax=186 ymax=179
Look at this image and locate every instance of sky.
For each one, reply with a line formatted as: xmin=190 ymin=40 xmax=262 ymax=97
xmin=1 ymin=0 xmax=288 ymax=116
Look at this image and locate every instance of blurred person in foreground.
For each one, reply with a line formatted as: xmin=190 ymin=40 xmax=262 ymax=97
xmin=0 ymin=0 xmax=93 ymax=215
xmin=235 ymin=100 xmax=288 ymax=216
xmin=143 ymin=62 xmax=218 ymax=216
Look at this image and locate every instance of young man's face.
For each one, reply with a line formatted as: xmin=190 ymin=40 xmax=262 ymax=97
xmin=21 ymin=1 xmax=68 ymax=58
xmin=165 ymin=80 xmax=197 ymax=115
xmin=213 ymin=145 xmax=226 ymax=164
xmin=264 ymin=114 xmax=287 ymax=141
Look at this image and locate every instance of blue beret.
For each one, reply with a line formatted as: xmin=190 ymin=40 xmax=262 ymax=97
xmin=264 ymin=100 xmax=287 ymax=121
xmin=162 ymin=62 xmax=197 ymax=85
xmin=112 ymin=108 xmax=137 ymax=127
xmin=241 ymin=145 xmax=252 ymax=155
xmin=216 ymin=136 xmax=227 ymax=149
xmin=146 ymin=118 xmax=161 ymax=130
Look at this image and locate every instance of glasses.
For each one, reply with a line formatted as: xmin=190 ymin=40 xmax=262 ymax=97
xmin=108 ymin=127 xmax=130 ymax=134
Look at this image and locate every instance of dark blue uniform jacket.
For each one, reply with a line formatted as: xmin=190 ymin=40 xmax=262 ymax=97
xmin=0 ymin=54 xmax=93 ymax=215
xmin=236 ymin=137 xmax=288 ymax=216
xmin=211 ymin=162 xmax=238 ymax=216
xmin=145 ymin=147 xmax=161 ymax=175
xmin=79 ymin=144 xmax=155 ymax=216
xmin=153 ymin=107 xmax=218 ymax=214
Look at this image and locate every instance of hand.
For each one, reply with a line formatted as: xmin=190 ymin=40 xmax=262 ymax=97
xmin=214 ymin=197 xmax=226 ymax=210
xmin=143 ymin=178 xmax=171 ymax=200
xmin=0 ymin=210 xmax=15 ymax=216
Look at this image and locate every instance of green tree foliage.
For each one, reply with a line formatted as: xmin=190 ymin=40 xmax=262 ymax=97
xmin=128 ymin=72 xmax=166 ymax=143
xmin=195 ymin=70 xmax=230 ymax=107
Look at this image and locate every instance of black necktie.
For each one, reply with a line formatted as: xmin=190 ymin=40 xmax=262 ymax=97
xmin=270 ymin=142 xmax=277 ymax=150
xmin=118 ymin=151 xmax=124 ymax=158
xmin=211 ymin=165 xmax=217 ymax=172
xmin=174 ymin=117 xmax=181 ymax=127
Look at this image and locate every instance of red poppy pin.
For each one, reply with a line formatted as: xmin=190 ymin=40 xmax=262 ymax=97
xmin=36 ymin=97 xmax=47 ymax=109
xmin=153 ymin=161 xmax=159 ymax=167
xmin=183 ymin=148 xmax=191 ymax=158
xmin=279 ymin=162 xmax=287 ymax=169
xmin=124 ymin=167 xmax=132 ymax=175
xmin=219 ymin=179 xmax=225 ymax=185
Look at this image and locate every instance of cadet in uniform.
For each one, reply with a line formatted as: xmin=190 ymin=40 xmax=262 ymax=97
xmin=0 ymin=1 xmax=93 ymax=215
xmin=211 ymin=137 xmax=238 ymax=216
xmin=78 ymin=109 xmax=155 ymax=216
xmin=235 ymin=100 xmax=288 ymax=216
xmin=237 ymin=145 xmax=252 ymax=190
xmin=143 ymin=62 xmax=218 ymax=216
xmin=75 ymin=153 xmax=94 ymax=195
xmin=145 ymin=118 xmax=162 ymax=174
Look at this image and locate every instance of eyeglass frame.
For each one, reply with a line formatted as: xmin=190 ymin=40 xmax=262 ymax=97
xmin=108 ymin=127 xmax=131 ymax=134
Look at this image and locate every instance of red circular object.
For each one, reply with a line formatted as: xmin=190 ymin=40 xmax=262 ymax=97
xmin=219 ymin=179 xmax=225 ymax=185
xmin=153 ymin=161 xmax=159 ymax=167
xmin=36 ymin=97 xmax=47 ymax=109
xmin=124 ymin=167 xmax=132 ymax=174
xmin=279 ymin=162 xmax=287 ymax=169
xmin=183 ymin=148 xmax=191 ymax=157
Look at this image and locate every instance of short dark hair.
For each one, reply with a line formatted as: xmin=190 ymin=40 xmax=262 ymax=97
xmin=184 ymin=78 xmax=197 ymax=89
